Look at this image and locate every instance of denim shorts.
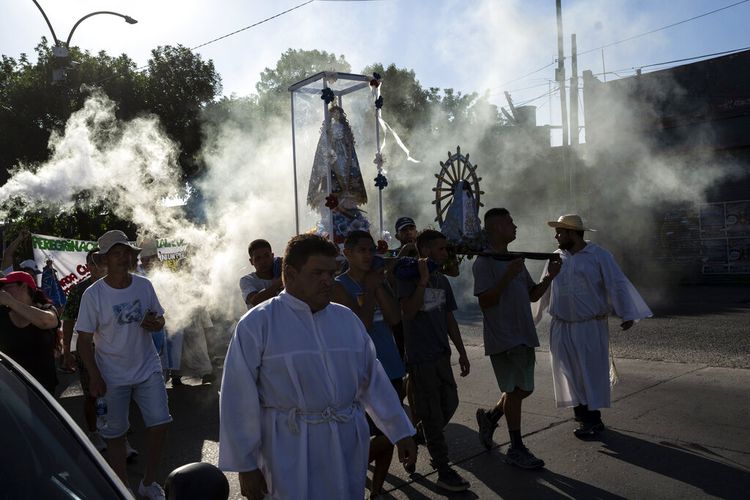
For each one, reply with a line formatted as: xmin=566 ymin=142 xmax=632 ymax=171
xmin=100 ymin=371 xmax=172 ymax=439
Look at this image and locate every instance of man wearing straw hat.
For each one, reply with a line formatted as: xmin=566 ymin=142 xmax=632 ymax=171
xmin=533 ymin=214 xmax=652 ymax=438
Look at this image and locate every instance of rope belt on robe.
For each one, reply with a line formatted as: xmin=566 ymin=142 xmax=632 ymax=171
xmin=552 ymin=314 xmax=609 ymax=323
xmin=262 ymin=402 xmax=362 ymax=434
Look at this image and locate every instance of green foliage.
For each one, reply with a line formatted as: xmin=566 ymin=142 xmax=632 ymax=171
xmin=0 ymin=38 xmax=220 ymax=186
xmin=1 ymin=43 xmax=510 ymax=236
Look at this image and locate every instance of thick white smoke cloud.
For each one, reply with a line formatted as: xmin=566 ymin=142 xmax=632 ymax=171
xmin=0 ymin=90 xmax=297 ymax=334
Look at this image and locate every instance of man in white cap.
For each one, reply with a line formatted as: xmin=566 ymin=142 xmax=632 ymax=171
xmin=533 ymin=214 xmax=652 ymax=438
xmin=75 ymin=230 xmax=171 ymax=499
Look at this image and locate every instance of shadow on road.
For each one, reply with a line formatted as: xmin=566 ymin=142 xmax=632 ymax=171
xmin=598 ymin=429 xmax=750 ymax=499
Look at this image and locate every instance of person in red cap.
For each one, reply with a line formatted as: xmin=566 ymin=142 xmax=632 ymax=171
xmin=0 ymin=271 xmax=59 ymax=393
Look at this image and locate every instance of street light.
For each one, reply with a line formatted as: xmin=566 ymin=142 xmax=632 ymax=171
xmin=31 ymin=0 xmax=138 ymax=82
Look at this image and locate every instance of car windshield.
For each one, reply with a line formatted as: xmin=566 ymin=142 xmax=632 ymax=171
xmin=0 ymin=362 xmax=124 ymax=499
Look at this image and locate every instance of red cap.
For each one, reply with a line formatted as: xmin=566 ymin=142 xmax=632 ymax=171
xmin=0 ymin=271 xmax=38 ymax=290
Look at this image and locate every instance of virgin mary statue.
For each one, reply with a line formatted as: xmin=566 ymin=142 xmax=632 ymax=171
xmin=307 ymin=106 xmax=368 ymax=209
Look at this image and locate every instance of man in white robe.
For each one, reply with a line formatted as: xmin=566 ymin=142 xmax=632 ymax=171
xmin=533 ymin=214 xmax=652 ymax=438
xmin=219 ymin=234 xmax=416 ymax=499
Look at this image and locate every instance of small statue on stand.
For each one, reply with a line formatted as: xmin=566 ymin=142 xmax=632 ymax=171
xmin=307 ymin=105 xmax=370 ymax=243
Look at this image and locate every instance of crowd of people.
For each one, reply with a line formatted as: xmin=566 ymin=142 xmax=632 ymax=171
xmin=0 ymin=210 xmax=652 ymax=499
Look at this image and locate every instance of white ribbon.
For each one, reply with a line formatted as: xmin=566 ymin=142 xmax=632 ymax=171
xmin=378 ymin=116 xmax=420 ymax=164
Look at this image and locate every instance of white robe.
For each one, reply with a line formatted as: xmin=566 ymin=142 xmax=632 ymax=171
xmin=533 ymin=243 xmax=652 ymax=410
xmin=218 ymin=290 xmax=414 ymax=499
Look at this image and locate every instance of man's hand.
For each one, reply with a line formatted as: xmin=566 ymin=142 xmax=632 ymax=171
xmin=239 ymin=469 xmax=268 ymax=500
xmin=458 ymin=353 xmax=470 ymax=377
xmin=417 ymin=258 xmax=430 ymax=286
xmin=140 ymin=311 xmax=164 ymax=331
xmin=395 ymin=437 xmax=417 ymax=468
xmin=547 ymin=258 xmax=562 ymax=279
xmin=89 ymin=373 xmax=107 ymax=398
xmin=621 ymin=320 xmax=634 ymax=331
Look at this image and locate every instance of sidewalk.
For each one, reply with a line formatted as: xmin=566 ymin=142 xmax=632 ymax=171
xmin=376 ymin=345 xmax=750 ymax=499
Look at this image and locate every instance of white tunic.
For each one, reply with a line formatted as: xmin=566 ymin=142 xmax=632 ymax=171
xmin=218 ymin=290 xmax=414 ymax=499
xmin=533 ymin=243 xmax=652 ymax=410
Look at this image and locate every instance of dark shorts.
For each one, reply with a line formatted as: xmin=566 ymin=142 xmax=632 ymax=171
xmin=490 ymin=345 xmax=536 ymax=393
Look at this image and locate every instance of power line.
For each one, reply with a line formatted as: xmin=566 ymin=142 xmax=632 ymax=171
xmin=493 ymin=61 xmax=556 ymax=90
xmin=589 ymin=44 xmax=750 ymax=79
xmin=637 ymin=45 xmax=750 ymax=71
xmin=90 ymin=0 xmax=320 ymax=85
xmin=189 ymin=0 xmax=315 ymax=51
xmin=579 ymin=0 xmax=750 ymax=56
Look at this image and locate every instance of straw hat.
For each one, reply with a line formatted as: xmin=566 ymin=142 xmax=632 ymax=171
xmin=547 ymin=214 xmax=596 ymax=232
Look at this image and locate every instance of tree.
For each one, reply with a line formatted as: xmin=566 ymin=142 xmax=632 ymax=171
xmin=0 ymin=38 xmax=221 ymax=185
xmin=144 ymin=45 xmax=222 ymax=178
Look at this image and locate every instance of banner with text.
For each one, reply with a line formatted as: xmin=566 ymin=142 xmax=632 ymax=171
xmin=31 ymin=234 xmax=188 ymax=293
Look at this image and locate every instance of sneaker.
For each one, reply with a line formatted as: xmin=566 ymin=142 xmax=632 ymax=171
xmin=171 ymin=376 xmax=184 ymax=387
xmin=475 ymin=408 xmax=498 ymax=450
xmin=125 ymin=439 xmax=139 ymax=462
xmin=88 ymin=432 xmax=107 ymax=453
xmin=201 ymin=373 xmax=215 ymax=385
xmin=573 ymin=421 xmax=605 ymax=439
xmin=138 ymin=480 xmax=165 ymax=500
xmin=505 ymin=446 xmax=545 ymax=470
xmin=436 ymin=467 xmax=470 ymax=492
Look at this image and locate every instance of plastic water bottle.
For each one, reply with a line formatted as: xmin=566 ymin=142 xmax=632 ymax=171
xmin=95 ymin=397 xmax=108 ymax=432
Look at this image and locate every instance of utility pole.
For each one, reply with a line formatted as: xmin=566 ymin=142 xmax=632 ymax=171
xmin=570 ymin=33 xmax=579 ymax=146
xmin=556 ymin=0 xmax=569 ymax=147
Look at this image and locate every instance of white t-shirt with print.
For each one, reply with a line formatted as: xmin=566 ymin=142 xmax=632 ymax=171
xmin=75 ymin=274 xmax=164 ymax=386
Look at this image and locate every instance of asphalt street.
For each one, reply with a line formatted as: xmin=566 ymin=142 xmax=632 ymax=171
xmin=56 ymin=284 xmax=750 ymax=499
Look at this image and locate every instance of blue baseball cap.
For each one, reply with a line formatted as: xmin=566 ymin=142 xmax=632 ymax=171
xmin=395 ymin=217 xmax=416 ymax=232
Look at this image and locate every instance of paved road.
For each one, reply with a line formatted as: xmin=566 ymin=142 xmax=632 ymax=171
xmin=56 ymin=285 xmax=750 ymax=498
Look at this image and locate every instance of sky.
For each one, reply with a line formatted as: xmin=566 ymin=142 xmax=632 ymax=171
xmin=2 ymin=0 xmax=749 ymax=132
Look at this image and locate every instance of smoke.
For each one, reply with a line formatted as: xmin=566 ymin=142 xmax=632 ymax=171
xmin=0 ymin=89 xmax=297 ymax=337
xmin=1 ymin=44 xmax=741 ymax=332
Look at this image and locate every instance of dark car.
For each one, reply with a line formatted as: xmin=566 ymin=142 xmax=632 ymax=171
xmin=0 ymin=350 xmax=133 ymax=498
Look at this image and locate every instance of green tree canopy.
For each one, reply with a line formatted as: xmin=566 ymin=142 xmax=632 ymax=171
xmin=0 ymin=38 xmax=221 ymax=185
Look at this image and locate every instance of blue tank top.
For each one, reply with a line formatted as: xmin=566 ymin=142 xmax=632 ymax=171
xmin=335 ymin=274 xmax=405 ymax=380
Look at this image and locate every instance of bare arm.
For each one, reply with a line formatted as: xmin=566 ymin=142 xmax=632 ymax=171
xmin=375 ymin=283 xmax=401 ymax=326
xmin=247 ymin=278 xmax=283 ymax=308
xmin=400 ymin=259 xmax=429 ymax=320
xmin=2 ymin=229 xmax=29 ymax=271
xmin=0 ymin=291 xmax=58 ymax=329
xmin=446 ymin=311 xmax=470 ymax=376
xmin=77 ymin=332 xmax=105 ymax=397
xmin=331 ymin=281 xmax=377 ymax=329
xmin=529 ymin=258 xmax=561 ymax=302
